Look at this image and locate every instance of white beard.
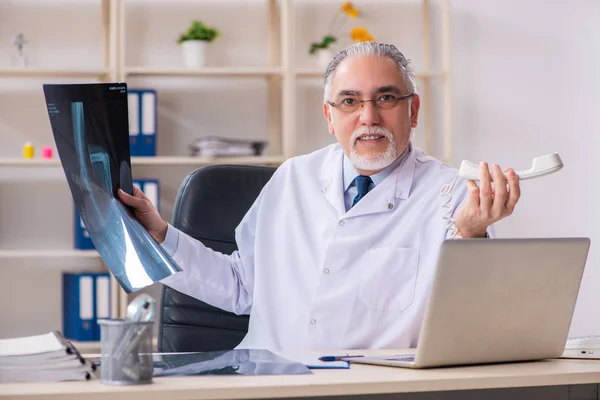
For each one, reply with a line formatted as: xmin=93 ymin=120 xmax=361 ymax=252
xmin=349 ymin=126 xmax=398 ymax=171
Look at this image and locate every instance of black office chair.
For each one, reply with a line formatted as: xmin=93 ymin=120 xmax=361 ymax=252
xmin=157 ymin=164 xmax=276 ymax=353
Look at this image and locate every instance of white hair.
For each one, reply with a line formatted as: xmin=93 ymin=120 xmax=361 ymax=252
xmin=323 ymin=42 xmax=418 ymax=104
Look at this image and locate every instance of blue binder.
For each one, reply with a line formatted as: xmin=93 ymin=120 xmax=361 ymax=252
xmin=62 ymin=273 xmax=97 ymax=342
xmin=63 ymin=272 xmax=112 ymax=342
xmin=74 ymin=208 xmax=95 ymax=250
xmin=93 ymin=273 xmax=111 ymax=341
xmin=128 ymin=89 xmax=156 ymax=156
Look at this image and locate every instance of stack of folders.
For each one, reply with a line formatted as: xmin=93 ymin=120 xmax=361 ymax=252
xmin=188 ymin=137 xmax=268 ymax=157
xmin=0 ymin=331 xmax=95 ymax=382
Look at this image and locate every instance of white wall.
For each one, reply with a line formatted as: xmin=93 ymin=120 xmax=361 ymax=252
xmin=0 ymin=0 xmax=598 ymax=339
xmin=450 ymin=0 xmax=600 ymax=336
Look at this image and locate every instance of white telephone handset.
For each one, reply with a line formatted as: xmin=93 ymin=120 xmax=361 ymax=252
xmin=457 ymin=153 xmax=563 ymax=181
xmin=442 ymin=152 xmax=563 ymax=239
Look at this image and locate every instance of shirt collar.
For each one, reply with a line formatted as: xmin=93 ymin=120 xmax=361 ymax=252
xmin=319 ymin=142 xmax=416 ymax=217
xmin=343 ymin=143 xmax=411 ymax=192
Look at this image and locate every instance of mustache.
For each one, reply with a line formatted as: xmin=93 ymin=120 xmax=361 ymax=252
xmin=351 ymin=126 xmax=393 ymax=145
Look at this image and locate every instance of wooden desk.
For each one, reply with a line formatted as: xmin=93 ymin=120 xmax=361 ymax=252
xmin=2 ymin=350 xmax=600 ymax=400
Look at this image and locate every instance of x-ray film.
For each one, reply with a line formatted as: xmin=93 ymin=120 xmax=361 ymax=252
xmin=43 ymin=83 xmax=181 ymax=293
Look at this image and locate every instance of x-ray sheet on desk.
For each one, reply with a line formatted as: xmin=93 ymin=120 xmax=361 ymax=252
xmin=152 ymin=349 xmax=312 ymax=376
xmin=43 ymin=83 xmax=181 ymax=293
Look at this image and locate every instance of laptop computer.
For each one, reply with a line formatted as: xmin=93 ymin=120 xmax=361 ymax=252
xmin=350 ymin=238 xmax=590 ymax=369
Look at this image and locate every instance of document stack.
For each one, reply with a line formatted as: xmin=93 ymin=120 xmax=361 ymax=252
xmin=188 ymin=137 xmax=268 ymax=157
xmin=0 ymin=331 xmax=95 ymax=383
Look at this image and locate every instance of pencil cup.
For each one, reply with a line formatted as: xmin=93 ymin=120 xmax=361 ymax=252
xmin=98 ymin=319 xmax=153 ymax=385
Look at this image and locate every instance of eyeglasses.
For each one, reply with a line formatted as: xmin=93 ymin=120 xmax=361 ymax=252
xmin=327 ymin=93 xmax=415 ymax=113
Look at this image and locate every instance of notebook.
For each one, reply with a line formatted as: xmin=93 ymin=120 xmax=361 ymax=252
xmin=0 ymin=331 xmax=95 ymax=382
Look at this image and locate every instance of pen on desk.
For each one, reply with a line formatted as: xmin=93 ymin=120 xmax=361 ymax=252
xmin=319 ymin=355 xmax=365 ymax=362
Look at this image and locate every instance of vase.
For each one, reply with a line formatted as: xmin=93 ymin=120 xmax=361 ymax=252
xmin=316 ymin=48 xmax=333 ymax=70
xmin=181 ymin=40 xmax=208 ymax=68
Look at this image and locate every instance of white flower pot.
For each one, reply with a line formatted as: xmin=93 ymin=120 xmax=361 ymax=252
xmin=316 ymin=48 xmax=333 ymax=70
xmin=181 ymin=40 xmax=208 ymax=68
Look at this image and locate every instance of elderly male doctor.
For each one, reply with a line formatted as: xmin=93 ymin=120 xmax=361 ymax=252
xmin=119 ymin=42 xmax=521 ymax=351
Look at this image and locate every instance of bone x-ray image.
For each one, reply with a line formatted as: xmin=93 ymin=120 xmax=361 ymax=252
xmin=43 ymin=83 xmax=181 ymax=293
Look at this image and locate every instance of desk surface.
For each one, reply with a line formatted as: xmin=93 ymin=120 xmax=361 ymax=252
xmin=2 ymin=349 xmax=600 ymax=400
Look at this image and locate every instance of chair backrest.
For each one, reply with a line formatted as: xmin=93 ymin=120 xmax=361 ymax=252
xmin=158 ymin=164 xmax=276 ymax=353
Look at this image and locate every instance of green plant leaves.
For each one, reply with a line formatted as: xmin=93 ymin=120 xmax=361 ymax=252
xmin=309 ymin=35 xmax=337 ymax=55
xmin=177 ymin=20 xmax=219 ymax=44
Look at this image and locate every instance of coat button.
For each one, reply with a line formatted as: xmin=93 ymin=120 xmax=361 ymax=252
xmin=324 ymin=268 xmax=330 ymax=274
xmin=310 ymin=319 xmax=317 ymax=325
xmin=339 ymin=220 xmax=345 ymax=226
xmin=388 ymin=203 xmax=394 ymax=209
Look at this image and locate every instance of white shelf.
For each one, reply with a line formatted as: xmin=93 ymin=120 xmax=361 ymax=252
xmin=131 ymin=155 xmax=286 ymax=166
xmin=294 ymin=69 xmax=447 ymax=80
xmin=125 ymin=67 xmax=283 ymax=77
xmin=0 ymin=159 xmax=61 ymax=166
xmin=0 ymin=249 xmax=99 ymax=259
xmin=0 ymin=155 xmax=285 ymax=167
xmin=0 ymin=67 xmax=112 ymax=78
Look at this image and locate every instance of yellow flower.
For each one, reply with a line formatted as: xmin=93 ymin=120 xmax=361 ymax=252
xmin=341 ymin=2 xmax=360 ymax=18
xmin=341 ymin=2 xmax=354 ymax=12
xmin=351 ymin=27 xmax=374 ymax=42
xmin=346 ymin=8 xmax=359 ymax=18
xmin=351 ymin=27 xmax=367 ymax=41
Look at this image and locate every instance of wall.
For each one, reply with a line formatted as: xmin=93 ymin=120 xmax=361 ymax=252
xmin=0 ymin=0 xmax=597 ymax=339
xmin=450 ymin=0 xmax=600 ymax=336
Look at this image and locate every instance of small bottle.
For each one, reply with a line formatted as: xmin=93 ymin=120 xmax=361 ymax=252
xmin=23 ymin=142 xmax=34 ymax=159
xmin=41 ymin=146 xmax=53 ymax=159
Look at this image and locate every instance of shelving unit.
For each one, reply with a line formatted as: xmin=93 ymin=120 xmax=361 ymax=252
xmin=125 ymin=67 xmax=283 ymax=77
xmin=0 ymin=0 xmax=452 ymax=162
xmin=0 ymin=68 xmax=112 ymax=79
xmin=0 ymin=0 xmax=452 ymax=339
xmin=0 ymin=155 xmax=286 ymax=167
xmin=0 ymin=249 xmax=99 ymax=259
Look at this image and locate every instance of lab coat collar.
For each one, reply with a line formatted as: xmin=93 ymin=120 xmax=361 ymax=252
xmin=320 ymin=143 xmax=416 ymax=217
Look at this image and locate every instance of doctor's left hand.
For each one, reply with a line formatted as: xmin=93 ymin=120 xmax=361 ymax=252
xmin=453 ymin=162 xmax=521 ymax=238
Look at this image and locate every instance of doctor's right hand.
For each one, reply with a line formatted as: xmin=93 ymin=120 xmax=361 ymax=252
xmin=117 ymin=187 xmax=168 ymax=243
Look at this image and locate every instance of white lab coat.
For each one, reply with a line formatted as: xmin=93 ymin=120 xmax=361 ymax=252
xmin=161 ymin=143 xmax=472 ymax=351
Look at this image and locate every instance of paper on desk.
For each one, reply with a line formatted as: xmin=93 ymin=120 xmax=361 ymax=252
xmin=566 ymin=335 xmax=600 ymax=350
xmin=279 ymin=352 xmax=349 ymax=369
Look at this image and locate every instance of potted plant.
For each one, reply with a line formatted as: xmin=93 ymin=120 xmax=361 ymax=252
xmin=309 ymin=35 xmax=337 ymax=69
xmin=308 ymin=2 xmax=374 ymax=69
xmin=177 ymin=20 xmax=219 ymax=68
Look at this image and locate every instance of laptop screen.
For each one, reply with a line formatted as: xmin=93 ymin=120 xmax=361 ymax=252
xmin=43 ymin=83 xmax=181 ymax=293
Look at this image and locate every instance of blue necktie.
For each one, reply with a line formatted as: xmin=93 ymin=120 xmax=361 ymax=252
xmin=352 ymin=175 xmax=373 ymax=207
